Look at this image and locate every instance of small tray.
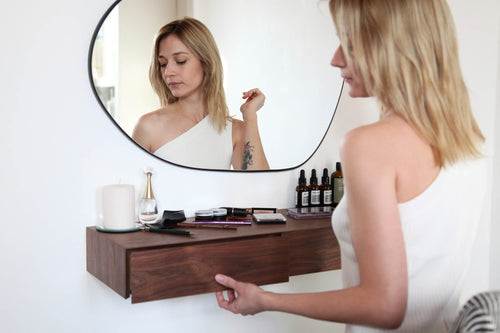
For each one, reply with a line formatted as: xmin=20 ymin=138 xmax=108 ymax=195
xmin=286 ymin=207 xmax=333 ymax=219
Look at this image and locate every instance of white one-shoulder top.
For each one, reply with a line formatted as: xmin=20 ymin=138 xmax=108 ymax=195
xmin=154 ymin=116 xmax=233 ymax=170
xmin=332 ymin=159 xmax=486 ymax=333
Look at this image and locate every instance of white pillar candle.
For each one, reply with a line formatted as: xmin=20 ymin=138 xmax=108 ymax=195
xmin=102 ymin=184 xmax=135 ymax=230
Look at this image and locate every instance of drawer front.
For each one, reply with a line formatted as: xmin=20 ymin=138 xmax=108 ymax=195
xmin=129 ymin=235 xmax=288 ymax=303
xmin=287 ymin=227 xmax=341 ymax=276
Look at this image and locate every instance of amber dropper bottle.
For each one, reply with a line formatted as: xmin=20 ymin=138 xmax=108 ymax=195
xmin=331 ymin=162 xmax=344 ymax=207
xmin=308 ymin=169 xmax=321 ymax=208
xmin=320 ymin=168 xmax=333 ymax=206
xmin=295 ymin=169 xmax=309 ymax=208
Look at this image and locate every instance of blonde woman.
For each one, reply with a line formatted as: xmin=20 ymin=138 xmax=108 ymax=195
xmin=132 ymin=17 xmax=269 ymax=170
xmin=215 ymin=0 xmax=485 ymax=331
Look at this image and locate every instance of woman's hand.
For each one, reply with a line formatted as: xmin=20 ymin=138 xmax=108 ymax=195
xmin=215 ymin=274 xmax=267 ymax=315
xmin=240 ymin=88 xmax=265 ymax=119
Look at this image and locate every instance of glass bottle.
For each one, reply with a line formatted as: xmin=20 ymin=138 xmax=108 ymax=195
xmin=138 ymin=169 xmax=159 ymax=224
xmin=319 ymin=168 xmax=333 ymax=207
xmin=331 ymin=162 xmax=344 ymax=207
xmin=308 ymin=169 xmax=321 ymax=209
xmin=295 ymin=169 xmax=309 ymax=208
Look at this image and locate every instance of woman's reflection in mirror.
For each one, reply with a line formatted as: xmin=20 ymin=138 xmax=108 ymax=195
xmin=132 ymin=17 xmax=269 ymax=170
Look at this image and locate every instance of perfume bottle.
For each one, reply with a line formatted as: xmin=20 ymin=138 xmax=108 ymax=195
xmin=138 ymin=169 xmax=159 ymax=224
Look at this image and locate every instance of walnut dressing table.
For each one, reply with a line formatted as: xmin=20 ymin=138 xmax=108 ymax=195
xmin=86 ymin=210 xmax=340 ymax=303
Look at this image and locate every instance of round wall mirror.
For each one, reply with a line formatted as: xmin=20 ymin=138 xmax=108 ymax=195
xmin=89 ymin=0 xmax=343 ymax=171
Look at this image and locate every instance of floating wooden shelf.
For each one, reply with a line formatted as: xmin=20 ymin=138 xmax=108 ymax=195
xmin=86 ymin=210 xmax=340 ymax=303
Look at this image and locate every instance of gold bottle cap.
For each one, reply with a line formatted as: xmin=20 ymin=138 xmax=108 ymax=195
xmin=143 ymin=171 xmax=155 ymax=199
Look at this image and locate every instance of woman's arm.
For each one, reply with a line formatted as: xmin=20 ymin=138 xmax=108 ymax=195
xmin=217 ymin=125 xmax=407 ymax=328
xmin=231 ymin=88 xmax=269 ymax=170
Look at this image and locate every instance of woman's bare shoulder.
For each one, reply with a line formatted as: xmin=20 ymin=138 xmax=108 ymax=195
xmin=132 ymin=108 xmax=170 ymax=150
xmin=346 ymin=115 xmax=408 ymax=147
xmin=340 ymin=116 xmax=409 ymax=171
xmin=342 ymin=123 xmax=383 ymax=152
xmin=136 ymin=107 xmax=180 ymax=131
xmin=231 ymin=118 xmax=244 ymax=130
xmin=137 ymin=107 xmax=167 ymax=123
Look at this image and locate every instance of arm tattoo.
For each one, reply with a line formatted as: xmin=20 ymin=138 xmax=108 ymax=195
xmin=242 ymin=141 xmax=254 ymax=170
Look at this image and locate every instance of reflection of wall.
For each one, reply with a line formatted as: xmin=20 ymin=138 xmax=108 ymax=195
xmin=192 ymin=0 xmax=341 ymax=169
xmin=119 ymin=0 xmax=176 ymax=134
xmin=92 ymin=9 xmax=118 ymax=116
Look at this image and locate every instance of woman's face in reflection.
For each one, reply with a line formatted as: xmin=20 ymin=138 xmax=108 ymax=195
xmin=158 ymin=34 xmax=205 ymax=100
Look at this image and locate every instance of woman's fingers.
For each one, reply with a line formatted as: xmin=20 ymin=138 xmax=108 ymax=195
xmin=240 ymin=88 xmax=265 ymax=114
xmin=215 ymin=274 xmax=266 ymax=316
xmin=215 ymin=274 xmax=237 ymax=289
xmin=215 ymin=290 xmax=236 ymax=312
xmin=215 ymin=274 xmax=242 ymax=313
xmin=242 ymin=88 xmax=261 ymax=100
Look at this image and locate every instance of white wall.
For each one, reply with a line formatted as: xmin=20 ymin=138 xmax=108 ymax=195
xmin=449 ymin=0 xmax=498 ymax=297
xmin=193 ymin=0 xmax=342 ymax=169
xmin=491 ymin=3 xmax=500 ymax=290
xmin=0 ymin=1 xmax=497 ymax=332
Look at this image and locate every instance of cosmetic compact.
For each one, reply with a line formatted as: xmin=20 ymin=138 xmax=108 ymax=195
xmin=212 ymin=208 xmax=227 ymax=221
xmin=195 ymin=210 xmax=214 ymax=221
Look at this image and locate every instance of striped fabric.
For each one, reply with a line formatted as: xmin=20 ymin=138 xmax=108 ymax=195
xmin=448 ymin=291 xmax=500 ymax=332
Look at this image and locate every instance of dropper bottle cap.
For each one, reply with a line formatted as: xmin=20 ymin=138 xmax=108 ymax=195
xmin=310 ymin=169 xmax=318 ymax=185
xmin=322 ymin=168 xmax=329 ymax=183
xmin=299 ymin=169 xmax=307 ymax=185
xmin=336 ymin=162 xmax=342 ymax=171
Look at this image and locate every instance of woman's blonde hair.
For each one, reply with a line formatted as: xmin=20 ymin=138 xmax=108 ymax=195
xmin=149 ymin=17 xmax=230 ymax=133
xmin=330 ymin=0 xmax=484 ymax=167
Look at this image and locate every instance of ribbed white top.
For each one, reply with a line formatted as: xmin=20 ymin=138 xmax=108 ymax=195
xmin=332 ymin=159 xmax=486 ymax=332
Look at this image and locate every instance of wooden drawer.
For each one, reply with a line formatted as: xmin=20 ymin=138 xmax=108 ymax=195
xmin=129 ymin=235 xmax=289 ymax=303
xmin=287 ymin=227 xmax=341 ymax=276
xmin=87 ymin=210 xmax=340 ymax=303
